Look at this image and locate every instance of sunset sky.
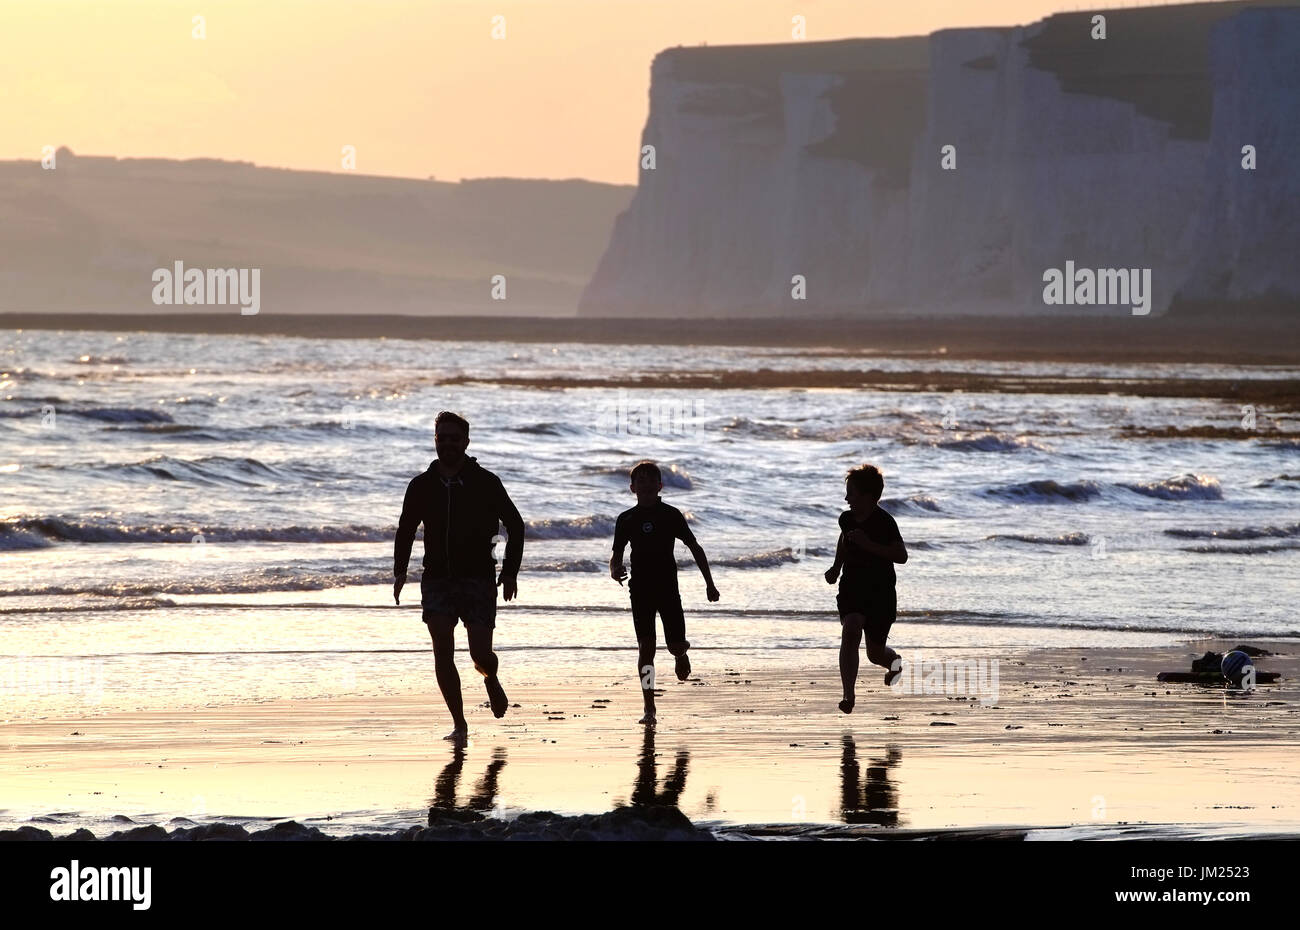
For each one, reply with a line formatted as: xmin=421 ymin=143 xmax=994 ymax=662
xmin=2 ymin=0 xmax=1200 ymax=184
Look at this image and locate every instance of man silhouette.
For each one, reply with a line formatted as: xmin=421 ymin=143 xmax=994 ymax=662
xmin=394 ymin=411 xmax=524 ymax=742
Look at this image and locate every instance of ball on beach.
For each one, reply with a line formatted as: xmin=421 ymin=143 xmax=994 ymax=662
xmin=1221 ymin=650 xmax=1253 ymax=685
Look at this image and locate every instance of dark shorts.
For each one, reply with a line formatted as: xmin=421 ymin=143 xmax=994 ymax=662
xmin=837 ymin=579 xmax=896 ymax=643
xmin=628 ymin=578 xmax=687 ymax=646
xmin=421 ymin=575 xmax=497 ymax=629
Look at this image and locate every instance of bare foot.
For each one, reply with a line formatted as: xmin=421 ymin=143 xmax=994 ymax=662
xmin=884 ymin=657 xmax=903 ymax=687
xmin=675 ymin=652 xmax=691 ymax=681
xmin=486 ymin=677 xmax=509 ymax=718
xmin=838 ymin=697 xmax=855 ymax=714
xmin=638 ymin=711 xmax=656 ymax=725
xmin=443 ymin=725 xmax=468 ymax=743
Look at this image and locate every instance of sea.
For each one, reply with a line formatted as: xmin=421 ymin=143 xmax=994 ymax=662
xmin=2 ymin=327 xmax=1298 ymax=722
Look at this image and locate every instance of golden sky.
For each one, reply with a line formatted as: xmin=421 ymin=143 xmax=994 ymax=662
xmin=2 ymin=0 xmax=1188 ymax=184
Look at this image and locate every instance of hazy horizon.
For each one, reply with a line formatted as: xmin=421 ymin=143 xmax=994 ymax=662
xmin=0 ymin=0 xmax=1231 ymax=185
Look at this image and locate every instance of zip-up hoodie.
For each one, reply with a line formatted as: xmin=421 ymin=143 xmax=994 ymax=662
xmin=394 ymin=456 xmax=524 ymax=580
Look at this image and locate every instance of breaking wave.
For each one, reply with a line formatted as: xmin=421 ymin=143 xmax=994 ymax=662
xmin=578 ymin=463 xmax=693 ymax=489
xmin=1119 ymin=474 xmax=1223 ymax=501
xmin=982 ymin=479 xmax=1103 ymax=504
xmin=37 ymin=455 xmax=342 ymax=487
xmin=982 ymin=474 xmax=1223 ymax=504
xmin=880 ymin=495 xmax=943 ymax=515
xmin=1178 ymin=542 xmax=1300 ymax=555
xmin=525 ymin=515 xmax=617 ymax=540
xmin=1165 ymin=522 xmax=1300 ymax=541
xmin=2 ymin=568 xmax=392 ymax=598
xmin=0 ymin=402 xmax=172 ymax=423
xmin=0 ymin=516 xmax=394 ymax=545
xmin=3 ymin=513 xmax=642 ymax=546
xmin=934 ymin=434 xmax=1052 ymax=453
xmin=986 ymin=532 xmax=1091 ymax=546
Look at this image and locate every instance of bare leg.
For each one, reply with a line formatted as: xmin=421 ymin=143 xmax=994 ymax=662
xmin=466 ymin=623 xmax=507 ymax=718
xmin=638 ymin=637 xmax=657 ymax=723
xmin=839 ymin=615 xmax=865 ymax=713
xmin=667 ymin=639 xmax=691 ymax=681
xmin=866 ymin=636 xmax=902 ymax=685
xmin=427 ymin=614 xmax=467 ymax=739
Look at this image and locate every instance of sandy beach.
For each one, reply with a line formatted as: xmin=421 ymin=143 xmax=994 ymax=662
xmin=5 ymin=326 xmax=1298 ymax=845
xmin=3 ymin=638 xmax=1295 ymax=840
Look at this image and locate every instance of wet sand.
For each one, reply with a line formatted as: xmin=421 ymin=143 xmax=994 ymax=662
xmin=2 ymin=639 xmax=1296 ymax=839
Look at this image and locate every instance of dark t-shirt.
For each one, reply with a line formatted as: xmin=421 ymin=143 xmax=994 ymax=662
xmin=839 ymin=506 xmax=902 ymax=588
xmin=613 ymin=498 xmax=696 ymax=583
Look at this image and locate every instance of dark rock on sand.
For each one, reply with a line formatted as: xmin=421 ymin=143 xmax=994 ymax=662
xmin=0 ymin=826 xmax=54 ymax=841
xmin=411 ymin=805 xmax=711 ymax=841
xmin=56 ymin=829 xmax=98 ymax=842
xmin=105 ymin=824 xmax=169 ymax=842
xmin=40 ymin=805 xmax=716 ymax=842
xmin=427 ymin=807 xmax=487 ymax=825
xmin=247 ymin=821 xmax=331 ymax=841
xmin=168 ymin=823 xmax=251 ymax=841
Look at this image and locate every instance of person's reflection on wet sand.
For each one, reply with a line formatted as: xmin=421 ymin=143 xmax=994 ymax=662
xmin=839 ymin=735 xmax=901 ymax=826
xmin=430 ymin=744 xmax=507 ymax=815
xmin=629 ymin=725 xmax=689 ymax=808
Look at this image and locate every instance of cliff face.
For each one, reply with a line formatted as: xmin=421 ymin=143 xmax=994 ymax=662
xmin=580 ymin=1 xmax=1300 ymax=318
xmin=584 ymin=39 xmax=928 ymax=317
xmin=1182 ymin=7 xmax=1300 ymax=306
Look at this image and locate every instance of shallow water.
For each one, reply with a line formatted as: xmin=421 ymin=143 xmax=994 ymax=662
xmin=3 ymin=329 xmax=1298 ymax=718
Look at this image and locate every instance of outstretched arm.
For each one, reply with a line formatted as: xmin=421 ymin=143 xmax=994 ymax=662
xmin=686 ymin=540 xmax=719 ymax=601
xmin=676 ymin=514 xmax=718 ymax=601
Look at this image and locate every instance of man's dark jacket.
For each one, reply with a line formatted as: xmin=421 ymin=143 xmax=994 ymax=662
xmin=394 ymin=456 xmax=524 ymax=579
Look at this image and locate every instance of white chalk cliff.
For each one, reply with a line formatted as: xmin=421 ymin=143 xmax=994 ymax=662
xmin=580 ymin=1 xmax=1300 ymax=318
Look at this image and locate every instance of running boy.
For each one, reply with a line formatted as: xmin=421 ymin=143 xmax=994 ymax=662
xmin=610 ymin=460 xmax=719 ymax=724
xmin=825 ymin=464 xmax=908 ymax=714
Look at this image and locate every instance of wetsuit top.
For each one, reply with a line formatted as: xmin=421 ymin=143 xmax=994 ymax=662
xmin=839 ymin=506 xmax=902 ymax=588
xmin=613 ymin=497 xmax=696 ymax=583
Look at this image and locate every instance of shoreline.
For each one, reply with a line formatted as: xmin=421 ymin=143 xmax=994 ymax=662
xmin=3 ymin=638 xmax=1295 ymax=839
xmin=4 ymin=311 xmax=1299 ymax=365
xmin=9 ymin=815 xmax=1300 ymax=843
